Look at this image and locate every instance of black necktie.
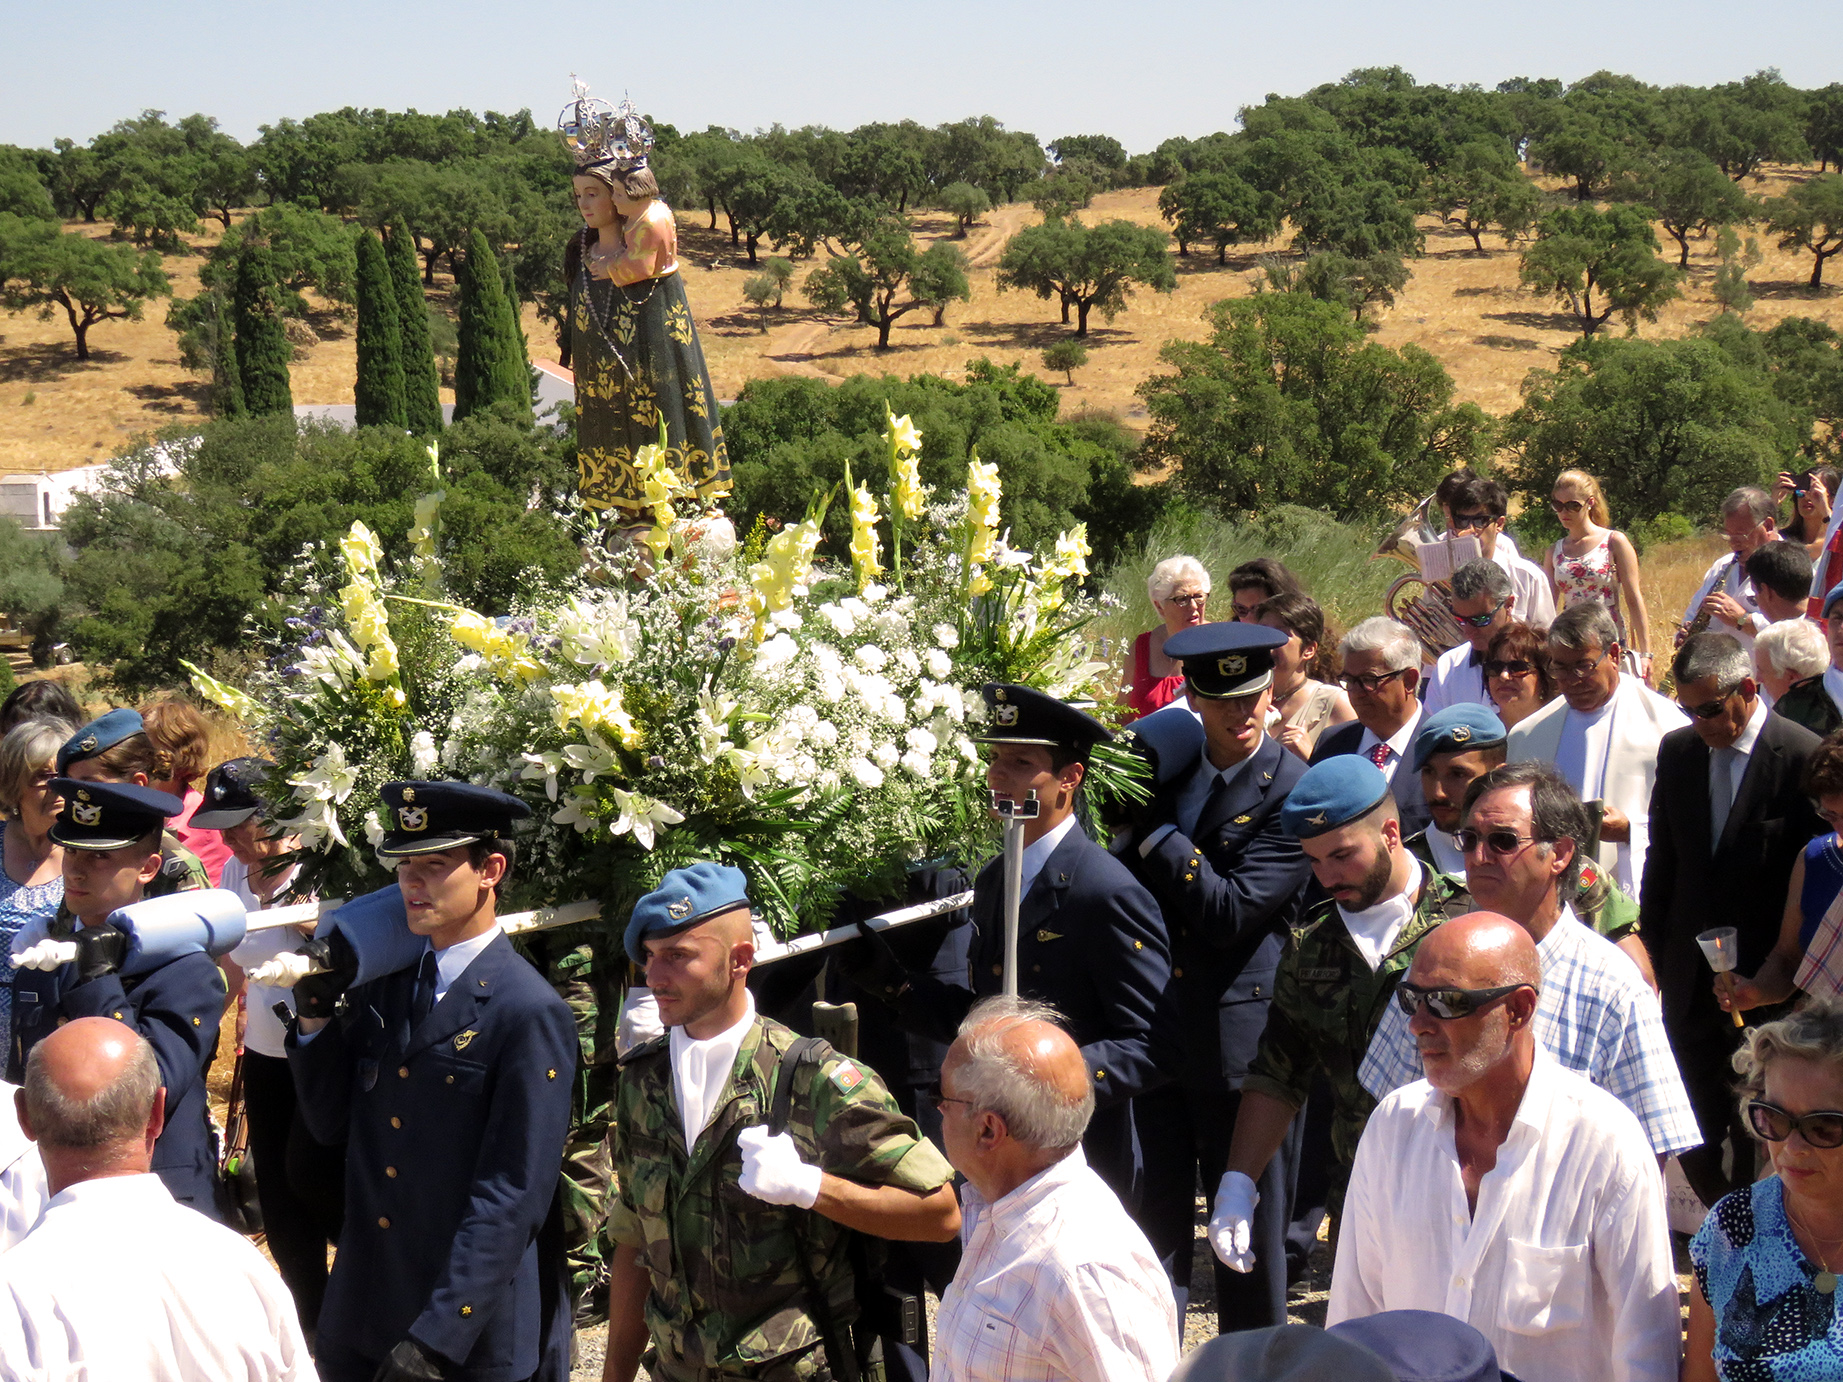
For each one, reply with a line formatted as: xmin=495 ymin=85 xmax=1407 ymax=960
xmin=412 ymin=949 xmax=437 ymax=1024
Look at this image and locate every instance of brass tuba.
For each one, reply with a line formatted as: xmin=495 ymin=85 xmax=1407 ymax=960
xmin=1373 ymin=494 xmax=1467 ymax=661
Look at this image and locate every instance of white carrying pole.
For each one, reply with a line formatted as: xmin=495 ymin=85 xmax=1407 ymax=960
xmin=991 ymin=789 xmax=1040 ymax=999
xmin=241 ymin=889 xmax=975 ymax=987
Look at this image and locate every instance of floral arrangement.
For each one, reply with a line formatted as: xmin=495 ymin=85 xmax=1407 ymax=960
xmin=191 ymin=418 xmax=1139 ymax=939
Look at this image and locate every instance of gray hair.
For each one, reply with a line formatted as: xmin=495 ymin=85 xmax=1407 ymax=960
xmin=0 ymin=718 xmax=76 ymax=815
xmin=954 ymin=996 xmax=1094 ymax=1154
xmin=1673 ymin=632 xmax=1753 ymax=691
xmin=1757 ymin=619 xmax=1829 ymax=681
xmin=1734 ymin=997 xmax=1843 ymax=1128
xmin=1148 ymin=555 xmax=1210 ymax=605
xmin=1450 ymin=558 xmax=1512 ymax=603
xmin=1547 ymin=599 xmax=1620 ymax=655
xmin=1340 ymin=617 xmax=1420 ymax=672
xmin=23 ymin=1028 xmax=161 ymax=1149
xmin=1723 ymin=486 xmax=1775 ymax=527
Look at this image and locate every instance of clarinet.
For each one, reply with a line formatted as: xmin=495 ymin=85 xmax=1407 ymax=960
xmin=1677 ymin=554 xmax=1738 ymax=644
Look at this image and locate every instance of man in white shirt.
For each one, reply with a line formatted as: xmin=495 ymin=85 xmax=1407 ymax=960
xmin=1442 ymin=473 xmax=1555 ymax=630
xmin=1423 ymin=561 xmax=1519 ymax=717
xmin=0 ymin=1078 xmax=47 ymax=1250
xmin=1312 ymin=617 xmax=1431 ymax=835
xmin=933 ymin=996 xmax=1177 ymax=1382
xmin=1676 ymin=486 xmax=1778 ymax=650
xmin=1509 ymin=600 xmax=1688 ymax=893
xmin=0 ymin=1016 xmax=312 ymax=1380
xmin=1330 ymin=914 xmax=1680 ymax=1382
xmin=1360 ymin=761 xmax=1700 ymax=1161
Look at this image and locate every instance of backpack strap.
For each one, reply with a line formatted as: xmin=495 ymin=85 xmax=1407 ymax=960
xmin=769 ymin=1035 xmax=831 ymax=1137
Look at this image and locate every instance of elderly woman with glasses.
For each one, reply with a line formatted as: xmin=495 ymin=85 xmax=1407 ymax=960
xmin=0 ymin=717 xmax=74 ymax=1041
xmin=1481 ymin=621 xmax=1555 ymax=730
xmin=1687 ymin=998 xmax=1843 ymax=1380
xmin=1124 ymin=555 xmax=1212 ymax=721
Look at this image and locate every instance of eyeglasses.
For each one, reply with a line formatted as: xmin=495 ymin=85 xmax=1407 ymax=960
xmin=1454 ymin=827 xmax=1544 ymax=857
xmin=1455 ymin=598 xmax=1509 ymax=629
xmin=1814 ymin=801 xmax=1843 ymax=830
xmin=1450 ymin=511 xmax=1497 ymax=532
xmin=1679 ymin=685 xmax=1740 ymax=720
xmin=1550 ymin=651 xmax=1610 ymax=682
xmin=1163 ymin=592 xmax=1207 ymax=607
xmin=1484 ymin=659 xmax=1535 ymax=679
xmin=1395 ymin=982 xmax=1533 ymax=1020
xmin=926 ymin=1078 xmax=973 ymax=1111
xmin=1550 ymin=499 xmax=1586 ymax=515
xmin=1747 ymin=1099 xmax=1843 ymax=1150
xmin=1340 ymin=668 xmax=1411 ymax=694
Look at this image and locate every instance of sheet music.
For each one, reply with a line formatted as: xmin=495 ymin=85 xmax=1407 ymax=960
xmin=1419 ymin=535 xmax=1482 ymax=582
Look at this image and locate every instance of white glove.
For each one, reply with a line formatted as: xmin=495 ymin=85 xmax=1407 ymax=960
xmin=1209 ymin=1170 xmax=1260 ymax=1272
xmin=736 ymin=1124 xmax=823 ymax=1209
xmin=613 ymin=986 xmax=665 ymax=1058
xmin=10 ymin=939 xmax=77 ymax=972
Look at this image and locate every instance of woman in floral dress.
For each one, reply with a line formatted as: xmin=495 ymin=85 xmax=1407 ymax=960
xmin=1542 ymin=468 xmax=1654 ymax=684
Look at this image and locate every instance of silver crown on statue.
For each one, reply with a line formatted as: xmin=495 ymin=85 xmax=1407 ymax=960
xmin=557 ymin=76 xmax=653 ymax=173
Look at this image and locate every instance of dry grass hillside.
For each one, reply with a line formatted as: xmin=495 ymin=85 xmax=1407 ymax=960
xmin=3 ymin=166 xmax=1841 ymax=476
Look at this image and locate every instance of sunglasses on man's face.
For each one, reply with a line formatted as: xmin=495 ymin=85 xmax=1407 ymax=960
xmin=1450 ymin=511 xmax=1496 ymax=532
xmin=1395 ymin=982 xmax=1531 ymax=1020
xmin=1340 ymin=668 xmax=1411 ymax=694
xmin=1453 ymin=827 xmax=1542 ymax=857
xmin=1679 ymin=686 xmax=1740 ymax=720
xmin=1748 ymin=1099 xmax=1843 ymax=1150
xmin=1455 ymin=598 xmax=1508 ymax=629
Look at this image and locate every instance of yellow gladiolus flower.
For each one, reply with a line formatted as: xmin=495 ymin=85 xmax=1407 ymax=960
xmin=339 ymin=522 xmax=383 ymax=583
xmin=883 ymin=406 xmax=922 ymax=457
xmin=849 ymin=482 xmax=883 ymax=589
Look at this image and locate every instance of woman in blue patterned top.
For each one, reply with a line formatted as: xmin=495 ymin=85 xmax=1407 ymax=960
xmin=0 ymin=718 xmax=72 ymax=1042
xmin=1688 ymin=998 xmax=1843 ymax=1380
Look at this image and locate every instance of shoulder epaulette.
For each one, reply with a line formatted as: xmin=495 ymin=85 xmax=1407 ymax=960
xmin=616 ymin=1034 xmax=669 ymax=1068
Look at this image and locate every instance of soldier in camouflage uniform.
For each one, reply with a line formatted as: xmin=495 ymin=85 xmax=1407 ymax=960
xmin=1209 ymin=755 xmax=1469 ymax=1275
xmin=606 ymin=862 xmax=959 ymax=1382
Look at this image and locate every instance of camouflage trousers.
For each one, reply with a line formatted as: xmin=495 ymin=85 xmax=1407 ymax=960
xmin=645 ymin=1345 xmax=830 ymax=1382
xmin=521 ymin=930 xmax=624 ymax=1320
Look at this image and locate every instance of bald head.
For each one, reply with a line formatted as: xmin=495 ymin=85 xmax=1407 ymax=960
xmin=18 ymin=1018 xmax=164 ymax=1195
xmin=1410 ymin=912 xmax=1541 ymax=993
xmin=949 ymin=997 xmax=1095 ymax=1157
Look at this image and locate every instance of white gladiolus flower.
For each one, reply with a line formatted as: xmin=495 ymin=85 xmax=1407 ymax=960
xmin=848 ymin=758 xmax=885 ymax=788
xmin=933 ymin=624 xmax=960 ymax=649
xmin=410 ymin=731 xmax=439 ymax=777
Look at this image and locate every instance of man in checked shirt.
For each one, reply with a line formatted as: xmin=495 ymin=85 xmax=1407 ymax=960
xmin=931 ymin=996 xmax=1177 ymax=1382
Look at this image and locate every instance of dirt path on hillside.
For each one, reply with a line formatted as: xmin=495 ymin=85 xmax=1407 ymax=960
xmin=964 ymin=204 xmax=1035 ymax=269
xmin=765 ymin=321 xmax=838 ymax=381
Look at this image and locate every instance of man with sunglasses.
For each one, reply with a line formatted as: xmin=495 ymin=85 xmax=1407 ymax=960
xmin=1677 ymin=486 xmax=1779 ymax=650
xmin=1207 ymin=756 xmax=1471 ymax=1281
xmin=1123 ymin=621 xmax=1311 ymax=1332
xmin=1359 ymin=761 xmax=1702 ymax=1166
xmin=1641 ymin=632 xmax=1822 ymax=1210
xmin=1330 ymin=914 xmax=1681 ymax=1382
xmin=1423 ymin=561 xmax=1518 ymax=718
xmin=1440 ymin=474 xmax=1555 ymax=631
xmin=1312 ymin=617 xmax=1433 ymax=836
xmin=1508 ymin=599 xmax=1687 ymax=893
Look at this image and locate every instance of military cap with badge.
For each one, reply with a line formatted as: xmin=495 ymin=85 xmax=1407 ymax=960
xmin=190 ymin=757 xmax=275 ymax=831
xmin=974 ymin=683 xmax=1113 ymax=751
xmin=624 ymin=860 xmax=754 ymax=965
xmin=375 ymin=780 xmax=531 ymax=857
xmin=1163 ymin=621 xmax=1288 ymax=699
xmin=48 ymin=777 xmax=183 ymax=851
xmin=1280 ymin=756 xmax=1394 ymax=840
xmin=56 ymin=707 xmax=145 ymax=774
xmin=1411 ymin=704 xmax=1508 ymax=775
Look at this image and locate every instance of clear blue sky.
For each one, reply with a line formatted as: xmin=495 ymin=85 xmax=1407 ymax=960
xmin=5 ymin=0 xmax=1837 ymax=154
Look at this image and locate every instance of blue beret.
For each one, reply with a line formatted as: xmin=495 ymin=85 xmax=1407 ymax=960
xmin=1164 ymin=622 xmax=1287 ymax=698
xmin=626 ymin=861 xmax=752 ymax=964
xmin=57 ymin=708 xmax=144 ymax=774
xmin=1412 ymin=704 xmax=1508 ymax=773
xmin=1825 ymin=581 xmax=1843 ymax=617
xmin=975 ymin=683 xmax=1112 ymax=750
xmin=1328 ymin=1309 xmax=1511 ymax=1382
xmin=375 ymin=780 xmax=530 ymax=857
xmin=1281 ymin=756 xmax=1392 ymax=839
xmin=48 ymin=777 xmax=182 ymax=851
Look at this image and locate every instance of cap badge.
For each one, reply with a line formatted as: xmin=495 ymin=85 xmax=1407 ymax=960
xmin=78 ymin=735 xmax=97 ymax=753
xmin=1307 ymin=811 xmax=1328 ymax=827
xmin=1450 ymin=725 xmax=1472 ymax=744
xmin=995 ymin=704 xmax=1020 ymax=726
xmin=667 ymin=896 xmax=693 ymax=920
xmin=1218 ymin=654 xmax=1248 ymax=677
xmin=401 ymin=786 xmax=416 ymax=803
xmin=994 ymin=688 xmax=1009 ymax=702
xmin=72 ymin=801 xmax=102 ymax=826
xmin=399 ymin=806 xmax=428 ymax=832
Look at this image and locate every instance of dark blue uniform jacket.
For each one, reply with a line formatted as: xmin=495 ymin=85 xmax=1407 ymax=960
xmin=289 ymin=932 xmax=577 ymax=1381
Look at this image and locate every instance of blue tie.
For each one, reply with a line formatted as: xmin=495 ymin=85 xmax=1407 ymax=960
xmin=412 ymin=949 xmax=437 ymax=1024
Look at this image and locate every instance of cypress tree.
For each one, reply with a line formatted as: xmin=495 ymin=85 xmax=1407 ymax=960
xmin=453 ymin=229 xmax=528 ymax=423
xmin=354 ymin=230 xmax=408 ymax=428
xmin=210 ymin=288 xmax=244 ymax=418
xmin=387 ymin=220 xmax=442 ymax=435
xmin=233 ymin=240 xmax=293 ymax=417
xmin=499 ymin=255 xmax=534 ymax=418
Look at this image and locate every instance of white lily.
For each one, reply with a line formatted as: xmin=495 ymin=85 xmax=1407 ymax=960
xmin=521 ymin=751 xmax=564 ymax=802
xmin=562 ymin=738 xmax=620 ymax=783
xmin=608 ymin=789 xmax=685 ymax=850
